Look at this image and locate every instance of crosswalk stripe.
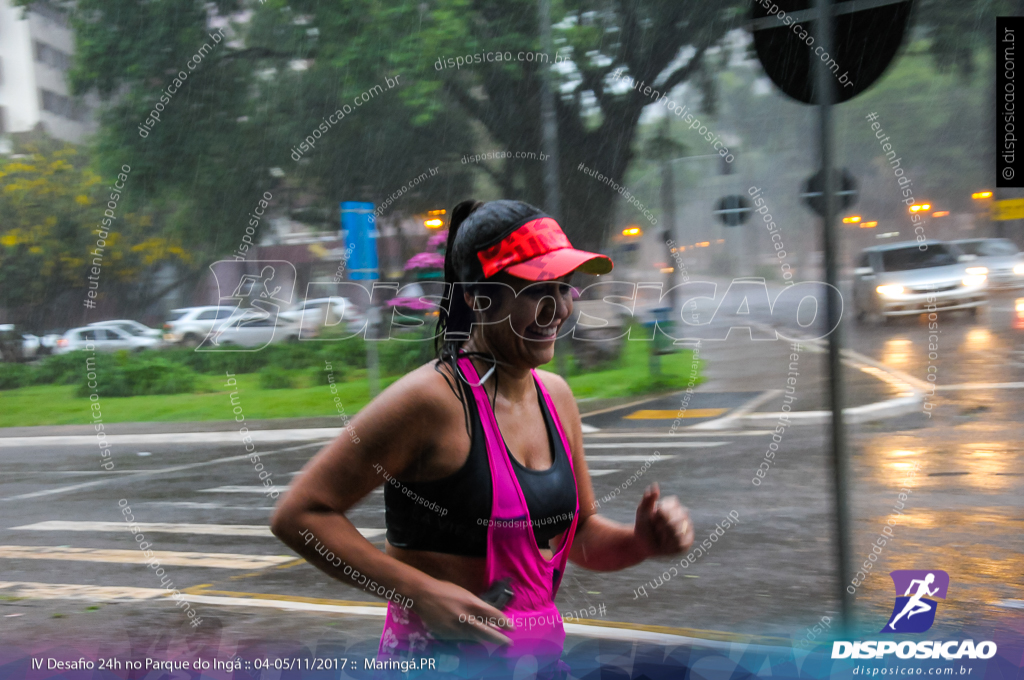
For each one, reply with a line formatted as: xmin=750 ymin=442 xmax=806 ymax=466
xmin=625 ymin=409 xmax=728 ymax=420
xmin=2 ymin=441 xmax=321 ymax=502
xmin=584 ymin=431 xmax=770 ymax=438
xmin=585 ymin=455 xmax=676 ymax=462
xmin=200 ymin=485 xmax=289 ymax=494
xmin=0 ymin=546 xmax=296 ymax=569
xmin=585 ymin=442 xmax=727 ymax=449
xmin=0 ymin=581 xmax=165 ymax=602
xmin=0 ymin=581 xmax=788 ymax=647
xmin=9 ymin=521 xmax=386 ymax=540
xmin=587 ymin=470 xmax=621 ymax=477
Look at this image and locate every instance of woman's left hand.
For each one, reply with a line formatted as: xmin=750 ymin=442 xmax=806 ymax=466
xmin=633 ymin=483 xmax=695 ymax=557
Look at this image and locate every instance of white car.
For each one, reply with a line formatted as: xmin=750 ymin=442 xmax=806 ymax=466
xmin=162 ymin=306 xmax=238 ymax=347
xmin=55 ymin=325 xmax=162 ymax=354
xmin=201 ymin=309 xmax=300 ymax=349
xmin=279 ymin=297 xmax=366 ymax=336
xmin=88 ymin=319 xmax=162 ymax=339
xmin=951 ymin=238 xmax=1024 ymax=290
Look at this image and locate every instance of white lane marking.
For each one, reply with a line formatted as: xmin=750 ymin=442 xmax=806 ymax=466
xmin=0 ymin=581 xmax=730 ymax=646
xmin=1 ymin=441 xmax=321 ymax=502
xmin=137 ymin=452 xmax=152 ymax=457
xmin=584 ymin=431 xmax=771 ymax=438
xmin=6 ymin=471 xmax=159 ymax=475
xmin=200 ymin=485 xmax=290 ymax=494
xmin=0 ymin=581 xmax=165 ymax=602
xmin=584 ymin=442 xmax=727 ymax=449
xmin=935 ymin=382 xmax=1024 ymax=391
xmin=0 ymin=428 xmax=342 ymax=448
xmin=10 ymin=520 xmax=385 ymax=539
xmin=587 ymin=470 xmax=621 ymax=477
xmin=585 ymin=455 xmax=676 ymax=462
xmin=580 ymin=424 xmax=600 ymax=433
xmin=996 ymin=599 xmax=1024 ymax=610
xmin=143 ymin=502 xmax=273 ymax=511
xmin=0 ymin=546 xmax=296 ymax=569
xmin=690 ymin=390 xmax=782 ymax=431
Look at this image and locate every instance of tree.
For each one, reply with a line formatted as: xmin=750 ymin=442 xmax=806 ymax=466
xmin=0 ymin=143 xmax=189 ymax=329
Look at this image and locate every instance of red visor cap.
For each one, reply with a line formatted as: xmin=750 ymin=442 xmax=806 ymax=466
xmin=476 ymin=216 xmax=613 ymax=281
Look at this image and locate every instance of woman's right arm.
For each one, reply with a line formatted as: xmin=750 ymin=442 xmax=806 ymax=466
xmin=270 ymin=366 xmax=512 ymax=644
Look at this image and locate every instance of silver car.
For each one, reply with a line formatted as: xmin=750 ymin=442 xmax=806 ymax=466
xmin=951 ymin=238 xmax=1024 ymax=290
xmin=853 ymin=241 xmax=988 ymax=323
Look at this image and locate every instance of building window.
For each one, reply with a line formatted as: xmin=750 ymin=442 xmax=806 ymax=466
xmin=39 ymin=89 xmax=87 ymax=122
xmin=30 ymin=3 xmax=69 ymax=27
xmin=34 ymin=41 xmax=73 ymax=71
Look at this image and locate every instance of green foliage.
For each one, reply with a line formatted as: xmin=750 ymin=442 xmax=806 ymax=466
xmin=258 ymin=365 xmax=296 ymax=389
xmin=0 ymin=363 xmax=32 ymax=390
xmin=32 ymin=352 xmax=85 ymax=385
xmin=0 ymin=145 xmax=189 ymax=325
xmin=309 ymin=362 xmax=345 ymax=387
xmin=377 ymin=336 xmax=437 ymax=376
xmin=74 ymin=352 xmax=198 ymax=397
xmin=161 ymin=347 xmax=271 ymax=374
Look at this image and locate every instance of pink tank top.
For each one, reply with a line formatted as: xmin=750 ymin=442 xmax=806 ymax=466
xmin=376 ymin=357 xmax=580 ymax=674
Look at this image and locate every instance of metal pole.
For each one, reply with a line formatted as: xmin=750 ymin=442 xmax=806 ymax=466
xmin=815 ymin=0 xmax=854 ymax=630
xmin=538 ymin=0 xmax=569 ymax=376
xmin=538 ymin=0 xmax=561 ymax=221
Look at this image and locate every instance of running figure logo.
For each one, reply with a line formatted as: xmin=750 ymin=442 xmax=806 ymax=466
xmin=881 ymin=570 xmax=949 ymax=633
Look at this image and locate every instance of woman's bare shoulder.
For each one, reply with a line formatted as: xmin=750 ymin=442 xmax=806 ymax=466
xmin=367 ymin=360 xmax=464 ymax=419
xmin=534 ymin=369 xmax=579 ymax=417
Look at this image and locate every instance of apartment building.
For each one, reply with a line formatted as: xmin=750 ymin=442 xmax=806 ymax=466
xmin=0 ymin=0 xmax=96 ymax=144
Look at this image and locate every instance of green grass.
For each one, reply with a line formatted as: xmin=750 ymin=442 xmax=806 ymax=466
xmin=544 ymin=340 xmax=703 ymax=400
xmin=0 ymin=341 xmax=702 ymax=428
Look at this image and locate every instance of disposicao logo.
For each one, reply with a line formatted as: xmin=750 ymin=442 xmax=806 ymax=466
xmin=882 ymin=569 xmax=948 ymax=633
xmin=831 ymin=569 xmax=997 ymax=660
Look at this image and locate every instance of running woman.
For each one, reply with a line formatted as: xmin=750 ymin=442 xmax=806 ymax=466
xmin=272 ymin=200 xmax=695 ymax=676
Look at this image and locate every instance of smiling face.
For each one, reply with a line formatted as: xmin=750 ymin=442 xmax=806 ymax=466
xmin=465 ymin=272 xmax=574 ymax=369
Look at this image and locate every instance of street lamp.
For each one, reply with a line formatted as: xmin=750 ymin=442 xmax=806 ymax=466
xmin=842 ymin=215 xmax=862 ymax=224
xmin=859 ymin=221 xmax=878 ymax=228
xmin=971 ymin=191 xmax=993 ymax=200
xmin=909 ymin=203 xmax=931 ymax=213
xmin=622 ymin=226 xmax=642 ymax=237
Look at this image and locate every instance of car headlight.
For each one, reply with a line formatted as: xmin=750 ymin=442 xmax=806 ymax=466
xmin=1014 ymin=264 xmax=1024 ymax=276
xmin=962 ymin=274 xmax=987 ymax=287
xmin=965 ymin=266 xmax=988 ymax=276
xmin=876 ymin=284 xmax=904 ymax=297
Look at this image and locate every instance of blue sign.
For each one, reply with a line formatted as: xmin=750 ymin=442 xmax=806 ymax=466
xmin=340 ymin=201 xmax=378 ymax=280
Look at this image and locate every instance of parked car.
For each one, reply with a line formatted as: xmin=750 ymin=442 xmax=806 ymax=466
xmin=852 ymin=241 xmax=988 ymax=323
xmin=88 ymin=319 xmax=162 ymax=338
xmin=0 ymin=325 xmax=61 ymax=361
xmin=162 ymin=306 xmax=238 ymax=347
xmin=55 ymin=325 xmax=162 ymax=354
xmin=279 ymin=297 xmax=366 ymax=336
xmin=951 ymin=238 xmax=1024 ymax=290
xmin=202 ymin=309 xmax=300 ymax=348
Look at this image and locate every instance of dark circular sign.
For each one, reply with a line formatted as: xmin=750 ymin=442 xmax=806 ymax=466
xmin=750 ymin=0 xmax=915 ymax=104
xmin=801 ymin=167 xmax=858 ymax=216
xmin=714 ymin=195 xmax=754 ymax=227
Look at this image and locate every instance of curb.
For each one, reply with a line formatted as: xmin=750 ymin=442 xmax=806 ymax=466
xmin=692 ymin=328 xmax=927 ymax=430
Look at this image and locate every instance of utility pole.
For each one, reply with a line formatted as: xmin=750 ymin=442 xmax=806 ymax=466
xmin=814 ymin=0 xmax=854 ymax=631
xmin=538 ymin=0 xmax=568 ymax=376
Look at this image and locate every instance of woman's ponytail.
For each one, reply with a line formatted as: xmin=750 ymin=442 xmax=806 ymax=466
xmin=435 ymin=199 xmax=483 ymax=357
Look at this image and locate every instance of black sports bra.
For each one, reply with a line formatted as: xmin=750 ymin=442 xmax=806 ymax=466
xmin=384 ymin=372 xmax=577 ymax=557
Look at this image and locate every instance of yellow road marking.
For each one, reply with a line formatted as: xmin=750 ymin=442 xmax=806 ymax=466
xmin=625 ymin=409 xmax=727 ymax=420
xmin=0 ymin=580 xmax=793 ymax=647
xmin=0 ymin=545 xmax=295 ymax=569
